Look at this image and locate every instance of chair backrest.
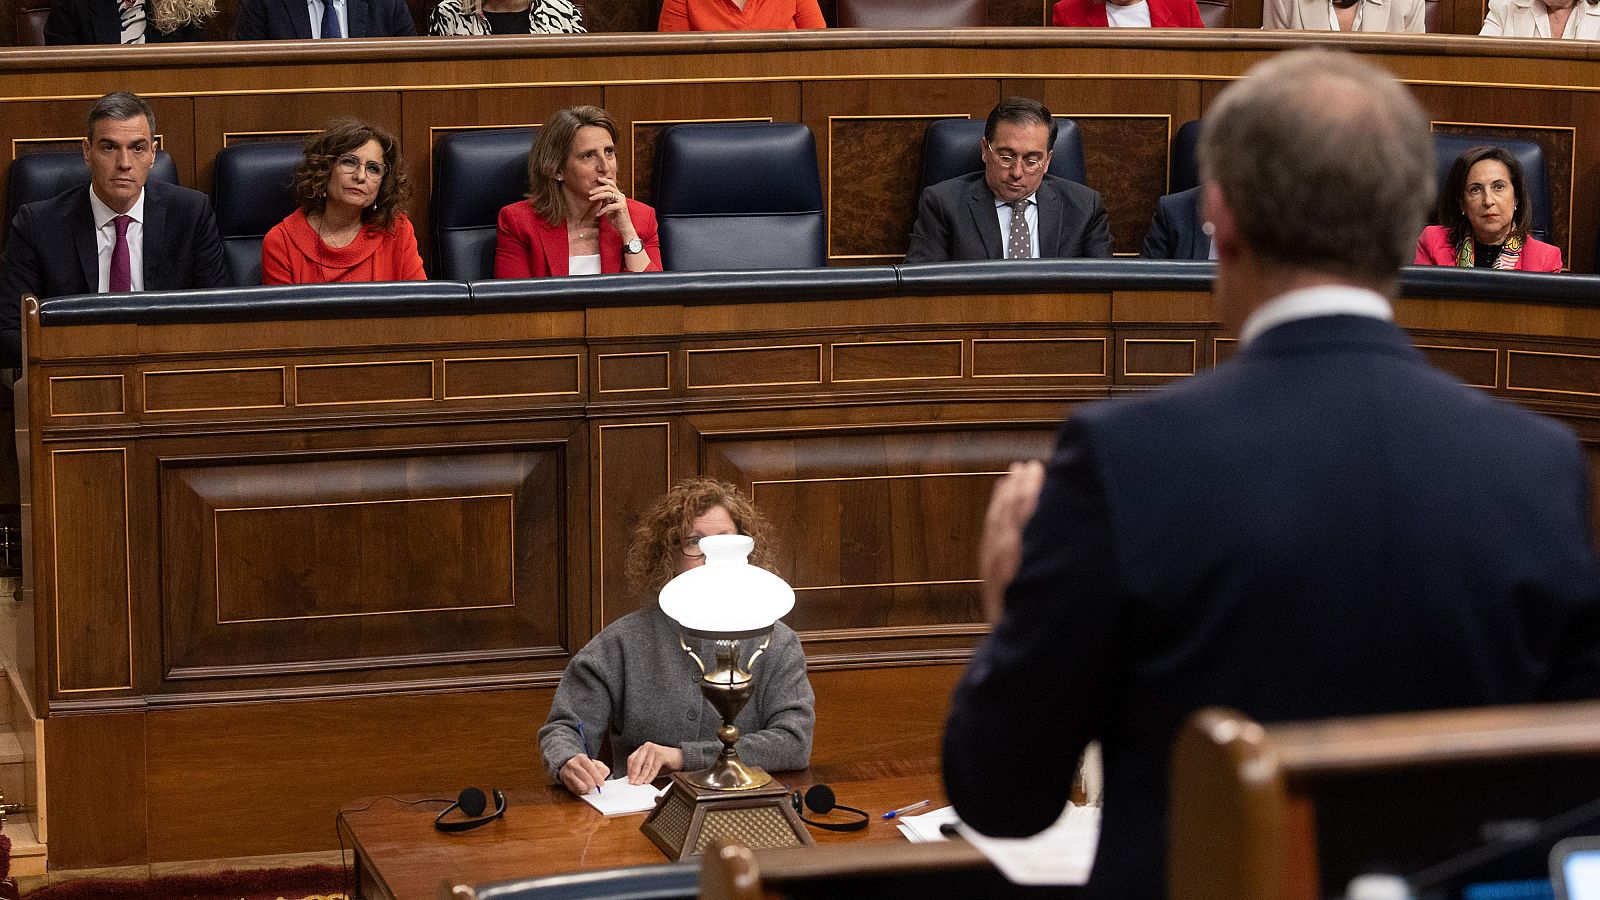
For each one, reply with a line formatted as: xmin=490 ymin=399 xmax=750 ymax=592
xmin=7 ymin=149 xmax=181 ymax=225
xmin=212 ymin=140 xmax=304 ymax=286
xmin=916 ymin=117 xmax=1088 ymax=196
xmin=1425 ymin=0 xmax=1442 ymax=31
xmin=1170 ymin=703 xmax=1600 ymax=900
xmin=1431 ymin=133 xmax=1553 ymax=244
xmin=15 ymin=0 xmax=51 ymax=45
xmin=1170 ymin=118 xmax=1202 ymax=195
xmin=1197 ymin=0 xmax=1231 ymax=27
xmin=432 ymin=127 xmax=536 ymax=281
xmin=652 ymin=122 xmax=825 ymax=271
xmin=836 ymin=0 xmax=987 ymax=27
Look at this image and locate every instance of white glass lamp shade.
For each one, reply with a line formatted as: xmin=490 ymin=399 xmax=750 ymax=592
xmin=657 ymin=534 xmax=795 ymax=638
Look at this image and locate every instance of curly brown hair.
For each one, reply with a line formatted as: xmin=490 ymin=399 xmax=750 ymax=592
xmin=291 ymin=119 xmax=412 ymax=231
xmin=625 ymin=477 xmax=777 ymax=599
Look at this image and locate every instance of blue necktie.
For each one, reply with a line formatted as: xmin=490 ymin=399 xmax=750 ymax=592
xmin=320 ymin=0 xmax=341 ymax=37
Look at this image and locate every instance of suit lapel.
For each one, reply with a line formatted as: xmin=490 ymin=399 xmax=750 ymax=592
xmin=142 ymin=186 xmax=166 ymax=290
xmin=287 ymin=0 xmax=314 ymax=39
xmin=72 ymin=191 xmax=98 ymax=293
xmin=966 ymin=181 xmax=1003 ymax=260
xmin=92 ymin=0 xmax=122 ymax=42
xmin=346 ymin=0 xmax=367 ymax=38
xmin=537 ymin=216 xmax=569 ymax=277
xmin=1036 ymin=181 xmax=1064 ymax=258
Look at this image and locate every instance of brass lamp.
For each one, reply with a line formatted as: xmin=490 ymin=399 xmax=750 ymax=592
xmin=640 ymin=534 xmax=814 ymax=859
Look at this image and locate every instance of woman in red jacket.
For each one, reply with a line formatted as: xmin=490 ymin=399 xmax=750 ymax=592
xmin=1052 ymin=0 xmax=1203 ymax=26
xmin=1414 ymin=146 xmax=1562 ymax=272
xmin=657 ymin=0 xmax=825 ymax=31
xmin=495 ymin=106 xmax=662 ymax=278
xmin=261 ymin=120 xmax=426 ymax=284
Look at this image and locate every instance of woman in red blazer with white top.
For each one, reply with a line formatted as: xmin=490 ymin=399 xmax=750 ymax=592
xmin=495 ymin=105 xmax=663 ymax=278
xmin=1051 ymin=0 xmax=1204 ymax=26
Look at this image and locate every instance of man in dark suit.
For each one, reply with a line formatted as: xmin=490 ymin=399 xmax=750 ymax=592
xmin=943 ymin=50 xmax=1600 ymax=900
xmin=903 ymin=97 xmax=1112 ymax=264
xmin=234 ymin=0 xmax=416 ymax=39
xmin=1140 ymin=184 xmax=1210 ymax=260
xmin=0 ymin=92 xmax=228 ymax=369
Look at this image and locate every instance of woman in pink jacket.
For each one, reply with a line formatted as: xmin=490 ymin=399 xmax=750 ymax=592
xmin=1415 ymin=145 xmax=1562 ymax=271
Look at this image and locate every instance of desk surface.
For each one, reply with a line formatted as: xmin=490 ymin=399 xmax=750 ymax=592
xmin=338 ymin=757 xmax=952 ymax=900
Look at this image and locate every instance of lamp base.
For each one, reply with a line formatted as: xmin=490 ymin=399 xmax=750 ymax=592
xmin=640 ymin=772 xmax=813 ymax=860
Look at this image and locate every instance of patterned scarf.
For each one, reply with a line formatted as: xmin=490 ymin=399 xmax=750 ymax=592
xmin=1454 ymin=231 xmax=1524 ymax=270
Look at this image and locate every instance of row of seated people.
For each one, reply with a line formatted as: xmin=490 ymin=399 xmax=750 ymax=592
xmin=0 ymin=91 xmax=1563 ymax=368
xmin=26 ymin=0 xmax=1595 ymax=45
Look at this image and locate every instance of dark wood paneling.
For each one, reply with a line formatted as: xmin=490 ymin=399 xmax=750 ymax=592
xmin=686 ymin=343 xmax=823 ymax=389
xmin=442 ymin=354 xmax=581 ymax=400
xmin=810 ymin=664 xmax=963 ymax=764
xmin=972 ymin=336 xmax=1107 ymax=377
xmin=594 ymin=421 xmax=672 ymax=628
xmin=295 ymin=359 xmax=433 ymax=405
xmin=596 ymin=350 xmax=672 ymax=394
xmin=52 ymin=447 xmax=132 ymax=693
xmin=832 ymin=338 xmax=963 ymax=382
xmin=144 ymin=366 xmax=285 ymax=413
xmin=1417 ymin=343 xmax=1499 ymax=388
xmin=45 ymin=712 xmax=147 ymax=868
xmin=1506 ymin=347 xmax=1600 ymax=397
xmin=48 ymin=374 xmax=124 ymax=417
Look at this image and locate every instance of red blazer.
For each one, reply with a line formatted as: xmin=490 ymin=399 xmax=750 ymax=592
xmin=1413 ymin=225 xmax=1563 ymax=272
xmin=1051 ymin=0 xmax=1204 ymax=26
xmin=493 ymin=199 xmax=664 ymax=278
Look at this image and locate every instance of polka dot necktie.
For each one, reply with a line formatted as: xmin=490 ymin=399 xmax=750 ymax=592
xmin=1006 ymin=199 xmax=1031 ymax=259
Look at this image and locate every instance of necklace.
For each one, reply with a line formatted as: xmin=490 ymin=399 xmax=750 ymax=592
xmin=309 ymin=213 xmax=363 ymax=283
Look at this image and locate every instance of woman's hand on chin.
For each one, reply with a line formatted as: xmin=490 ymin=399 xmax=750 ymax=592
xmin=626 ymin=742 xmax=684 ymax=784
xmin=560 ymin=753 xmax=610 ymax=795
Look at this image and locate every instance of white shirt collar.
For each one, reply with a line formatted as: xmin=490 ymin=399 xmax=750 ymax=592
xmin=88 ymin=186 xmax=146 ymax=230
xmin=994 ymin=191 xmax=1038 ymax=209
xmin=1239 ymin=284 xmax=1392 ymax=346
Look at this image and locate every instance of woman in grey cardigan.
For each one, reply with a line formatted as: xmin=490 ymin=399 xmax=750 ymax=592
xmin=538 ymin=478 xmax=815 ymax=795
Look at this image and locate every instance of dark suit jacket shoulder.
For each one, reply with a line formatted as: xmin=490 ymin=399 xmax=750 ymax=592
xmin=235 ymin=0 xmax=417 ymax=39
xmin=0 ymin=180 xmax=228 ymax=368
xmin=1140 ymin=185 xmax=1208 ymax=260
xmin=904 ymin=172 xmax=1113 ymax=264
xmin=944 ymin=313 xmax=1600 ymax=899
xmin=45 ymin=0 xmax=206 ymax=43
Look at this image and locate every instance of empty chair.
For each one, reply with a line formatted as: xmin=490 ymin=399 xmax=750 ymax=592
xmin=652 ymin=123 xmax=825 ymax=271
xmin=1169 ymin=118 xmax=1201 ymax=195
xmin=1196 ymin=0 xmax=1230 ymax=26
xmin=836 ymin=0 xmax=986 ymax=27
xmin=15 ymin=0 xmax=52 ymax=44
xmin=7 ymin=148 xmax=179 ymax=225
xmin=1431 ymin=132 xmax=1552 ymax=243
xmin=431 ymin=127 xmax=536 ymax=281
xmin=211 ymin=140 xmax=302 ymax=286
xmin=916 ymin=117 xmax=1087 ymax=195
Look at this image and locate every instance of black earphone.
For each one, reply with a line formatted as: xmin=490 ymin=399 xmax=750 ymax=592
xmin=790 ymin=784 xmax=868 ymax=832
xmin=433 ymin=787 xmax=507 ymax=833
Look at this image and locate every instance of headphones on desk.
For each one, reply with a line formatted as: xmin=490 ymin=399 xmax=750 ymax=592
xmin=434 ymin=787 xmax=507 ymax=833
xmin=790 ymin=784 xmax=868 ymax=832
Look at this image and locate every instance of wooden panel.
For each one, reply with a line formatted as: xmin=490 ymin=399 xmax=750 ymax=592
xmin=831 ymin=339 xmax=963 ymax=382
xmin=49 ymin=375 xmax=124 ymax=417
xmin=686 ymin=345 xmax=822 ymax=389
xmin=442 ymin=354 xmax=581 ymax=400
xmin=595 ymin=422 xmax=672 ymax=627
xmin=1123 ymin=337 xmax=1198 ymax=378
xmin=143 ymin=366 xmax=285 ymax=413
xmin=1074 ymin=116 xmax=1172 ymax=256
xmin=810 ymin=664 xmax=963 ymax=763
xmin=972 ymin=336 xmax=1107 ymax=378
xmin=52 ymin=448 xmax=132 ymax=694
xmin=192 ymin=92 xmax=401 ymax=197
xmin=44 ymin=712 xmax=147 ymax=868
xmin=159 ymin=445 xmax=566 ymax=679
xmin=1417 ymin=344 xmax=1499 ymax=389
xmin=597 ymin=351 xmax=671 ymax=393
xmin=1506 ymin=348 xmax=1600 ymax=397
xmin=294 ymin=360 xmax=434 ymax=406
xmin=991 ymin=0 xmax=1049 ymax=24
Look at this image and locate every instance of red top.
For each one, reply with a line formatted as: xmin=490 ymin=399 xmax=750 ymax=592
xmin=658 ymin=0 xmax=827 ymax=31
xmin=1051 ymin=0 xmax=1204 ymax=26
xmin=493 ymin=199 xmax=664 ymax=278
xmin=1413 ymin=225 xmax=1564 ymax=272
xmin=261 ymin=210 xmax=427 ymax=285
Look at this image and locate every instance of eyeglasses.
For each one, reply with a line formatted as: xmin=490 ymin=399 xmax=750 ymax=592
xmin=336 ymin=155 xmax=387 ymax=179
xmin=986 ymin=142 xmax=1048 ymax=173
xmin=681 ymin=536 xmax=706 ymax=559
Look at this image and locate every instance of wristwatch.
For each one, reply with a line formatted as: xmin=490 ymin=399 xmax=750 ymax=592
xmin=622 ymin=237 xmax=645 ymax=255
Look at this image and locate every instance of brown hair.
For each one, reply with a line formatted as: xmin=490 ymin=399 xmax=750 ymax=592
xmin=1199 ymin=49 xmax=1434 ymax=287
xmin=526 ymin=106 xmax=618 ymax=226
xmin=291 ymin=119 xmax=412 ymax=231
xmin=624 ymin=477 xmax=777 ymax=599
xmin=1438 ymin=145 xmax=1531 ymax=247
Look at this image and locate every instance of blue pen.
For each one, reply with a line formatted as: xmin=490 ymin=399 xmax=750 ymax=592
xmin=577 ymin=722 xmax=600 ymax=794
xmin=882 ymin=800 xmax=929 ymax=820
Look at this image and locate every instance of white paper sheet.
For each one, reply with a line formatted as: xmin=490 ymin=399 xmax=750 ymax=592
xmin=957 ymin=803 xmax=1100 ymax=886
xmin=896 ymin=805 xmax=963 ymax=843
xmin=577 ymin=778 xmax=668 ymax=817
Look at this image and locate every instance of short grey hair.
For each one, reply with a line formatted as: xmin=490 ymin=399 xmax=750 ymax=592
xmin=1199 ymin=49 xmax=1434 ymax=285
xmin=86 ymin=91 xmax=155 ymax=141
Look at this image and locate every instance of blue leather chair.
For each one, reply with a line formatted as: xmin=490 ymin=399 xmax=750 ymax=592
xmin=1169 ymin=118 xmax=1202 ymax=195
xmin=1431 ymin=133 xmax=1552 ymax=244
xmin=916 ymin=117 xmax=1087 ymax=195
xmin=6 ymin=149 xmax=180 ymax=225
xmin=212 ymin=140 xmax=303 ymax=286
xmin=652 ymin=122 xmax=826 ymax=271
xmin=432 ymin=127 xmax=536 ymax=281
